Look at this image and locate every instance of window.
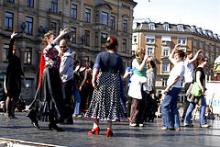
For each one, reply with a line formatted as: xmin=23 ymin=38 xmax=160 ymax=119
xmin=25 ymin=16 xmax=33 ymax=35
xmin=84 ymin=30 xmax=90 ymax=46
xmin=177 ymin=37 xmax=187 ymax=45
xmin=50 ymin=22 xmax=57 ymax=34
xmin=100 ymin=11 xmax=108 ymax=25
xmin=163 ymin=23 xmax=170 ymax=31
xmin=27 ymin=0 xmax=34 ymax=8
xmin=84 ymin=8 xmax=91 ymax=23
xmin=162 ymin=62 xmax=170 ymax=72
xmin=101 ymin=32 xmax=108 ymax=46
xmin=24 ymin=47 xmax=32 ymax=64
xmin=4 ymin=12 xmax=14 ymax=31
xmin=122 ymin=19 xmax=128 ymax=32
xmin=146 ymin=46 xmax=154 ymax=56
xmin=193 ymin=39 xmax=198 ymax=48
xmin=70 ymin=27 xmax=76 ymax=44
xmin=145 ymin=35 xmax=155 ymax=44
xmin=110 ymin=15 xmax=115 ymax=30
xmin=177 ymin=25 xmax=184 ymax=32
xmin=162 ymin=78 xmax=168 ymax=87
xmin=133 ymin=35 xmax=137 ymax=43
xmin=71 ymin=3 xmax=77 ymax=20
xmin=95 ymin=32 xmax=99 ymax=46
xmin=162 ymin=47 xmax=170 ymax=57
xmin=148 ymin=23 xmax=155 ymax=30
xmin=7 ymin=0 xmax=14 ymax=3
xmin=122 ymin=39 xmax=127 ymax=52
xmin=51 ymin=0 xmax=58 ymax=13
xmin=2 ymin=44 xmax=9 ymax=62
xmin=161 ymin=36 xmax=171 ymax=45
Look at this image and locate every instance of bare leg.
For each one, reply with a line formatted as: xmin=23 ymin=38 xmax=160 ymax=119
xmin=107 ymin=120 xmax=112 ymax=130
xmin=92 ymin=119 xmax=99 ymax=129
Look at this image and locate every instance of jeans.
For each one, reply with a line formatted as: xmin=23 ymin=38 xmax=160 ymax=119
xmin=73 ymin=89 xmax=81 ymax=115
xmin=184 ymin=95 xmax=207 ymax=125
xmin=162 ymin=87 xmax=181 ymax=129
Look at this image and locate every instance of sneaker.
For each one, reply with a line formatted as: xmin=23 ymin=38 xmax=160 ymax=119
xmin=183 ymin=123 xmax=194 ymax=127
xmin=138 ymin=124 xmax=144 ymax=127
xmin=161 ymin=127 xmax=168 ymax=130
xmin=200 ymin=124 xmax=210 ymax=128
xmin=129 ymin=123 xmax=137 ymax=127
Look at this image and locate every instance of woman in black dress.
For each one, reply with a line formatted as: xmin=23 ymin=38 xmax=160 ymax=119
xmin=5 ymin=32 xmax=24 ymax=119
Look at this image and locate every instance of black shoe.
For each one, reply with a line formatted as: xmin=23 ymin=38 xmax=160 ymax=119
xmin=32 ymin=121 xmax=40 ymax=129
xmin=48 ymin=123 xmax=64 ymax=132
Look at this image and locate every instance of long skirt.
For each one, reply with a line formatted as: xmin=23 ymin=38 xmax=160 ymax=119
xmin=85 ymin=72 xmax=125 ymax=121
xmin=29 ymin=67 xmax=65 ymax=122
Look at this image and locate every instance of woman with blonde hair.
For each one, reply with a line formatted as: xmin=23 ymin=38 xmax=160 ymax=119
xmin=128 ymin=48 xmax=148 ymax=127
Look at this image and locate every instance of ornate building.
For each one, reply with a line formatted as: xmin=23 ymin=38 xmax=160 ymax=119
xmin=132 ymin=21 xmax=220 ymax=92
xmin=0 ymin=0 xmax=137 ymax=102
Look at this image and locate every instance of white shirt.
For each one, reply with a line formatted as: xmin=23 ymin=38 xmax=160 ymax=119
xmin=167 ymin=61 xmax=185 ymax=88
xmin=184 ymin=59 xmax=194 ymax=83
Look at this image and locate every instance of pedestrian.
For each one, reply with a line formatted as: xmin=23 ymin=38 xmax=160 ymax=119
xmin=4 ymin=32 xmax=24 ymax=119
xmin=72 ymin=62 xmax=83 ymax=118
xmin=128 ymin=48 xmax=148 ymax=127
xmin=161 ymin=44 xmax=185 ymax=131
xmin=181 ymin=49 xmax=202 ymax=122
xmin=85 ymin=36 xmax=125 ymax=137
xmin=59 ymin=39 xmax=74 ymax=124
xmin=28 ymin=29 xmax=69 ymax=131
xmin=79 ymin=61 xmax=94 ymax=113
xmin=184 ymin=55 xmax=210 ymax=128
xmin=142 ymin=58 xmax=157 ymax=122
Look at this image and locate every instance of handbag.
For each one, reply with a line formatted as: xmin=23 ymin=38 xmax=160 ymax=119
xmin=190 ymin=82 xmax=202 ymax=97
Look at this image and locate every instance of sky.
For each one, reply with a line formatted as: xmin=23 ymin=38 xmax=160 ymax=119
xmin=133 ymin=0 xmax=220 ymax=35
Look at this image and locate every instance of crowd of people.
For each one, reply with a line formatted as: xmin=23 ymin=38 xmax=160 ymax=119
xmin=2 ymin=29 xmax=211 ymax=138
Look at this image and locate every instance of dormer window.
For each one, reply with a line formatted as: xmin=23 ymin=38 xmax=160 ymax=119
xmin=177 ymin=25 xmax=184 ymax=32
xmin=148 ymin=23 xmax=155 ymax=30
xmin=163 ymin=23 xmax=170 ymax=31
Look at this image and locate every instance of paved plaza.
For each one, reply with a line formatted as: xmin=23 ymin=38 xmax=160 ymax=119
xmin=0 ymin=112 xmax=220 ymax=147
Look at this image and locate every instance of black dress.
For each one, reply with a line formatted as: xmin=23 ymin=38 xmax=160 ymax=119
xmin=5 ymin=38 xmax=23 ymax=99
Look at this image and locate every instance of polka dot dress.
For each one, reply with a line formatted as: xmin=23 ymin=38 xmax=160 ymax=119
xmin=85 ymin=72 xmax=125 ymax=121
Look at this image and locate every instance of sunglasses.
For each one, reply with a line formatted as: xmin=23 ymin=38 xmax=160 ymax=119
xmin=59 ymin=45 xmax=66 ymax=48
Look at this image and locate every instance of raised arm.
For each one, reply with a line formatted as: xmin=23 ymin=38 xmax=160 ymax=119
xmin=169 ymin=44 xmax=180 ymax=64
xmin=133 ymin=54 xmax=148 ymax=71
xmin=8 ymin=32 xmax=18 ymax=58
xmin=188 ymin=49 xmax=202 ymax=64
xmin=45 ymin=28 xmax=69 ymax=50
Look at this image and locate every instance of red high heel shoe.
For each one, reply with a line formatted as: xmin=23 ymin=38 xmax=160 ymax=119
xmin=106 ymin=128 xmax=113 ymax=137
xmin=88 ymin=127 xmax=100 ymax=135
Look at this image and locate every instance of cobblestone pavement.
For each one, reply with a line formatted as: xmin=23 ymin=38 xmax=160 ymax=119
xmin=0 ymin=112 xmax=220 ymax=147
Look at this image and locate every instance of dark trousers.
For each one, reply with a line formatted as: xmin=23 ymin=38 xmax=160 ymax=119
xmin=63 ymin=79 xmax=74 ymax=124
xmin=182 ymin=82 xmax=191 ymax=121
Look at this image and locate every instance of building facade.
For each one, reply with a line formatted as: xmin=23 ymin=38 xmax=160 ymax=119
xmin=0 ymin=0 xmax=137 ymax=102
xmin=132 ymin=21 xmax=220 ymax=93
